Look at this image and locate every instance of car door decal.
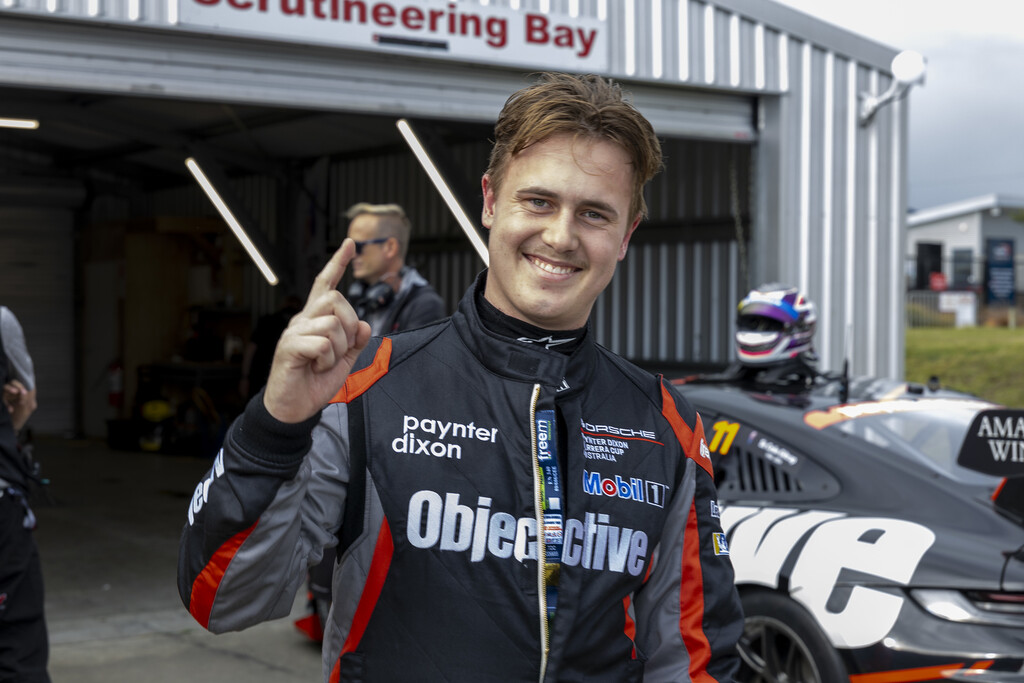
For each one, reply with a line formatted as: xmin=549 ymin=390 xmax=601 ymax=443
xmin=722 ymin=506 xmax=936 ymax=648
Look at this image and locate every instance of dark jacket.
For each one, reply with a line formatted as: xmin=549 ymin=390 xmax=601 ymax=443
xmin=178 ymin=275 xmax=742 ymax=683
xmin=0 ymin=320 xmax=25 ymax=488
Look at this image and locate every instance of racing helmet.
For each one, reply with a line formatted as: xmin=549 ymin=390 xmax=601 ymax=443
xmin=735 ymin=283 xmax=817 ymax=365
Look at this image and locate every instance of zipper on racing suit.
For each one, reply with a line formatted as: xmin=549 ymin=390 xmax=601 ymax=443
xmin=529 ymin=383 xmax=549 ymax=682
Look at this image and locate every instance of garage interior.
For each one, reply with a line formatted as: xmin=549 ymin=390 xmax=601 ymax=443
xmin=0 ymin=82 xmax=752 ymax=447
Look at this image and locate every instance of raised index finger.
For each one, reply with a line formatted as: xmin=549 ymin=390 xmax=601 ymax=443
xmin=308 ymin=238 xmax=357 ymax=302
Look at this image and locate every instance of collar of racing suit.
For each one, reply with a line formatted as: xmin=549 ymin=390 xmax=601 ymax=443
xmin=450 ymin=270 xmax=598 ymax=398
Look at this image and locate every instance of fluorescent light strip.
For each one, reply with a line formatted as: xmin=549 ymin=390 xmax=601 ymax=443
xmin=396 ymin=120 xmax=489 ymax=266
xmin=0 ymin=118 xmax=39 ymax=130
xmin=185 ymin=157 xmax=279 ymax=285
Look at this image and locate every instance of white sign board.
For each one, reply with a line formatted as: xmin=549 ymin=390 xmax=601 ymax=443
xmin=938 ymin=291 xmax=977 ymax=328
xmin=176 ymin=0 xmax=608 ymax=71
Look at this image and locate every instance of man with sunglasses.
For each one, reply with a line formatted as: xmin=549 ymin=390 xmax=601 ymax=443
xmin=179 ymin=73 xmax=742 ymax=682
xmin=344 ymin=202 xmax=446 ymax=336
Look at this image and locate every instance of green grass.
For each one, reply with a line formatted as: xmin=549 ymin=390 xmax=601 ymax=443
xmin=905 ymin=326 xmax=1024 ymax=407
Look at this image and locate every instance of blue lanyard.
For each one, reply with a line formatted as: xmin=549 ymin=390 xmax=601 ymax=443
xmin=536 ymin=409 xmax=562 ymax=618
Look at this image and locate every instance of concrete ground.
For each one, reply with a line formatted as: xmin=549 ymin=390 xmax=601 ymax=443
xmin=30 ymin=435 xmax=323 ymax=683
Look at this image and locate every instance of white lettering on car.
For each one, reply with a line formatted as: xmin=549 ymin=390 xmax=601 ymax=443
xmin=721 ymin=506 xmax=935 ymax=649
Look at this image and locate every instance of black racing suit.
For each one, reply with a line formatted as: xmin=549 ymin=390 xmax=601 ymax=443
xmin=178 ymin=274 xmax=743 ymax=682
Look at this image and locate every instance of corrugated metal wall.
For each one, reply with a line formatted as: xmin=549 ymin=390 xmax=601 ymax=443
xmin=2 ymin=0 xmax=910 ymax=378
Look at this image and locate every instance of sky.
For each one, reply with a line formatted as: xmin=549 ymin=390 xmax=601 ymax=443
xmin=773 ymin=0 xmax=1024 ymax=212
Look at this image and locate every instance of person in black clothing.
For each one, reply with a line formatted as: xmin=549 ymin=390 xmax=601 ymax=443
xmin=0 ymin=305 xmax=49 ymax=683
xmin=240 ymin=295 xmax=304 ymax=400
xmin=344 ymin=202 xmax=446 ymax=335
xmin=178 ymin=73 xmax=742 ymax=682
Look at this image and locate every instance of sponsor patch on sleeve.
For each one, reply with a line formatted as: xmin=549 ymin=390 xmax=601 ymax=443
xmin=712 ymin=532 xmax=730 ymax=556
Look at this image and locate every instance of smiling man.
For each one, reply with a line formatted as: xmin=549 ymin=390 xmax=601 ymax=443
xmin=178 ymin=72 xmax=742 ymax=683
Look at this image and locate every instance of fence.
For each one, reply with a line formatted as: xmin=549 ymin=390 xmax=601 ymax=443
xmin=905 ymin=290 xmax=1024 ymax=328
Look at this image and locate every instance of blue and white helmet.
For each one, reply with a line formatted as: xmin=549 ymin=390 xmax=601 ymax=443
xmin=735 ymin=283 xmax=817 ymax=365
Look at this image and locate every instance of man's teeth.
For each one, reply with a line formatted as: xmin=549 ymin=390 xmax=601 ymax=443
xmin=530 ymin=257 xmax=575 ymax=275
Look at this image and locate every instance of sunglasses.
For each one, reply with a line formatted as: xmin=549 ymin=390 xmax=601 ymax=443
xmin=352 ymin=237 xmax=389 ymax=255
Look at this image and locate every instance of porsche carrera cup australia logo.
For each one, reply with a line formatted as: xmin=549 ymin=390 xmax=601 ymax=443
xmin=958 ymin=409 xmax=1024 ymax=477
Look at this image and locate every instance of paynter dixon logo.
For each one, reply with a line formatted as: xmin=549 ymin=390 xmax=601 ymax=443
xmin=392 ymin=414 xmax=499 ymax=460
xmin=583 ymin=470 xmax=668 ymax=507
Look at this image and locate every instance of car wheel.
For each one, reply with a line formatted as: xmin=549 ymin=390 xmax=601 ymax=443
xmin=737 ymin=590 xmax=848 ymax=683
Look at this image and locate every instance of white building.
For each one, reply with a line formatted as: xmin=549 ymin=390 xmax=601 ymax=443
xmin=907 ymin=194 xmax=1024 ymax=298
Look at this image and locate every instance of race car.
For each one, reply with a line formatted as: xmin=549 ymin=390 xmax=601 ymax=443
xmin=673 ymin=375 xmax=1024 ymax=683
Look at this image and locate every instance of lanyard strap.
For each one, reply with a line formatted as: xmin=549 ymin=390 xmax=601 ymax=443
xmin=536 ymin=409 xmax=562 ymax=618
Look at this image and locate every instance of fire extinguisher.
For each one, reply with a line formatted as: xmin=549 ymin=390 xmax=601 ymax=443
xmin=108 ymin=360 xmax=124 ymax=411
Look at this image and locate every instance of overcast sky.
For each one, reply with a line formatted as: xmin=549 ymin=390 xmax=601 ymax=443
xmin=773 ymin=0 xmax=1024 ymax=212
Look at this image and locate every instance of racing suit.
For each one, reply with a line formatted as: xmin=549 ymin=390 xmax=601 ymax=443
xmin=178 ymin=274 xmax=743 ymax=683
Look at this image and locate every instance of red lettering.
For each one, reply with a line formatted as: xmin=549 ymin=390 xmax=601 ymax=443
xmin=371 ymin=2 xmax=394 ymax=26
xmin=525 ymin=13 xmax=548 ymax=45
xmin=459 ymin=12 xmax=480 ymax=38
xmin=400 ymin=5 xmax=423 ymax=30
xmin=311 ymin=0 xmax=327 ymax=18
xmin=428 ymin=8 xmax=445 ymax=32
xmin=342 ymin=0 xmax=366 ymax=22
xmin=192 ymin=0 xmax=220 ymax=6
xmin=485 ymin=17 xmax=507 ymax=48
xmin=553 ymin=24 xmax=572 ymax=49
xmin=281 ymin=0 xmax=304 ymax=16
xmin=226 ymin=0 xmax=251 ymax=8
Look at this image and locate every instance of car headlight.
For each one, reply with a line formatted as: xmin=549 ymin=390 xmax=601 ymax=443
xmin=911 ymin=589 xmax=1024 ymax=628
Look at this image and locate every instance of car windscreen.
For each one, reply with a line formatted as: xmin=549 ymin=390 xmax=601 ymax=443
xmin=827 ymin=399 xmax=1004 ymax=488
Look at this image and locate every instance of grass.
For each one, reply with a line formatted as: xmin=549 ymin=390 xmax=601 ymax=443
xmin=905 ymin=326 xmax=1024 ymax=407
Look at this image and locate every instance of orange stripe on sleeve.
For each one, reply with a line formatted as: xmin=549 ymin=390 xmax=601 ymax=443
xmin=188 ymin=521 xmax=259 ymax=629
xmin=340 ymin=518 xmax=394 ymax=656
xmin=660 ymin=382 xmax=714 ymax=478
xmin=330 ymin=338 xmax=392 ymax=404
xmin=680 ymin=501 xmax=718 ymax=683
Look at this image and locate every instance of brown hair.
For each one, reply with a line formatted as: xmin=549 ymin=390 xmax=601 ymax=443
xmin=485 ymin=72 xmax=663 ymax=220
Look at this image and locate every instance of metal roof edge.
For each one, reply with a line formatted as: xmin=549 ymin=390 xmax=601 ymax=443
xmin=907 ymin=194 xmax=1024 ymax=227
xmin=713 ymin=0 xmax=899 ymax=71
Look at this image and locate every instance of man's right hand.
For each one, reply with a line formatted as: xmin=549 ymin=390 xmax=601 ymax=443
xmin=263 ymin=239 xmax=372 ymax=423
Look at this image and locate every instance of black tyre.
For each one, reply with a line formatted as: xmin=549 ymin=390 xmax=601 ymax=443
xmin=737 ymin=590 xmax=848 ymax=683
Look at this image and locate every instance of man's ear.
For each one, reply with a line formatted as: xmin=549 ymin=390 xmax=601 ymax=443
xmin=618 ymin=214 xmax=642 ymax=261
xmin=383 ymin=236 xmax=400 ymax=259
xmin=481 ymin=174 xmax=495 ymax=230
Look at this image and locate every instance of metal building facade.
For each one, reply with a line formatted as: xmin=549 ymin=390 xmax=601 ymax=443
xmin=1 ymin=0 xmax=909 ymax=398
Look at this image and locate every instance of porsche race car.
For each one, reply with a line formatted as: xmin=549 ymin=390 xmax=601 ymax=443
xmin=673 ymin=375 xmax=1024 ymax=683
